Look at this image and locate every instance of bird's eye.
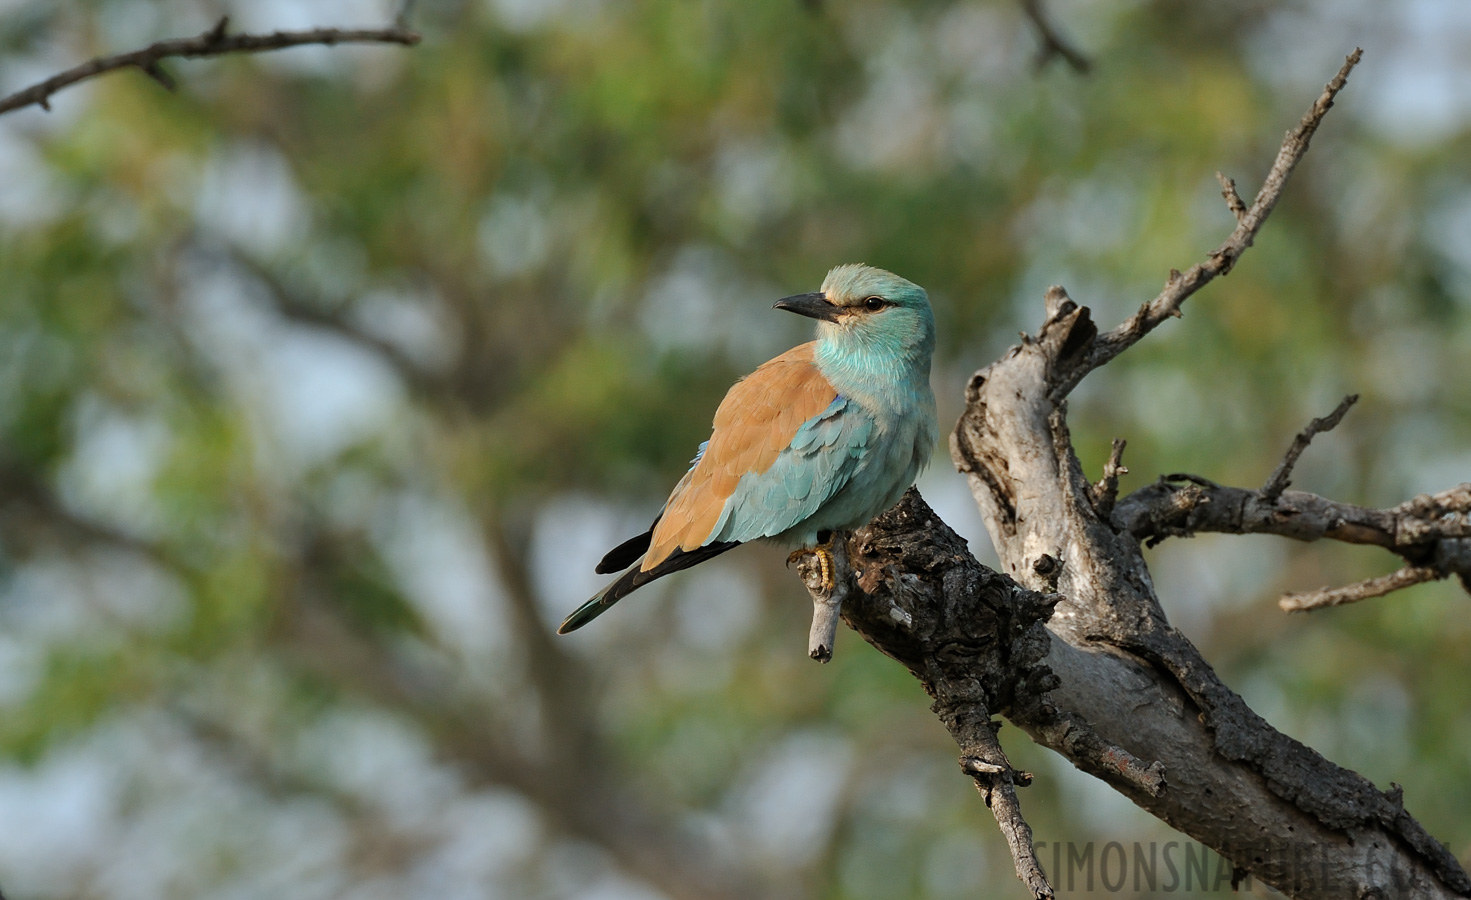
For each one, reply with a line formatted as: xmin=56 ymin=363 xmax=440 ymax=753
xmin=863 ymin=296 xmax=886 ymax=311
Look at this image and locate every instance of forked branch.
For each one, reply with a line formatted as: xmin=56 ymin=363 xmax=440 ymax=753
xmin=1117 ymin=398 xmax=1471 ymax=612
xmin=946 ymin=46 xmax=1470 ymax=897
xmin=1049 ymin=48 xmax=1364 ymax=400
xmin=1118 ymin=475 xmax=1471 ymax=609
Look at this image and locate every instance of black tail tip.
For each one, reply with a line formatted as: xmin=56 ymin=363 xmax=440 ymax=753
xmin=556 ymin=594 xmax=611 ymax=634
xmin=555 ymin=613 xmax=584 ymax=635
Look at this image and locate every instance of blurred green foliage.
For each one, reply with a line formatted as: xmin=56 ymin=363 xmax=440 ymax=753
xmin=0 ymin=0 xmax=1469 ymax=897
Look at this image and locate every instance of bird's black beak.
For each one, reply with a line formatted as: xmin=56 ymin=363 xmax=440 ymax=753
xmin=773 ymin=291 xmax=842 ymax=322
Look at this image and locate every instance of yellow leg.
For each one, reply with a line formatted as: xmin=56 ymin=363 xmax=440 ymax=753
xmin=787 ymin=535 xmax=837 ymax=593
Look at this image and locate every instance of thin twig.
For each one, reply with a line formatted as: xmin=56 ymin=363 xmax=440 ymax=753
xmin=1260 ymin=394 xmax=1359 ymax=502
xmin=938 ymin=686 xmax=1052 ymax=897
xmin=1018 ymin=0 xmax=1091 ymax=75
xmin=0 ymin=16 xmax=421 ymax=116
xmin=1280 ymin=566 xmax=1444 ymax=613
xmin=938 ymin=687 xmax=1053 ymax=900
xmin=967 ymin=759 xmax=1051 ymax=900
xmin=1052 ymin=48 xmax=1363 ymax=399
xmin=1091 ymin=438 xmax=1128 ymax=518
xmin=1216 ymin=171 xmax=1247 ymax=222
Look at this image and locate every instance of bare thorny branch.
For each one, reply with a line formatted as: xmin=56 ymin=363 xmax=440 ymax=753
xmin=0 ymin=15 xmax=420 ymax=117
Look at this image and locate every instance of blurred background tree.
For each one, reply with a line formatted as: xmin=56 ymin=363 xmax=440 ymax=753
xmin=0 ymin=0 xmax=1468 ymax=897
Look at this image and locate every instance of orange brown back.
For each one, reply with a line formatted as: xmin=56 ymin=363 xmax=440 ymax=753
xmin=643 ymin=342 xmax=837 ymax=570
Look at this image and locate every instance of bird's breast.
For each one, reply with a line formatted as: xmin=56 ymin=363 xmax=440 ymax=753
xmin=805 ymin=389 xmax=936 ymax=532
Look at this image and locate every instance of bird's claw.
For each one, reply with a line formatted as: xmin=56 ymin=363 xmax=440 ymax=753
xmin=788 ymin=545 xmax=836 ymax=593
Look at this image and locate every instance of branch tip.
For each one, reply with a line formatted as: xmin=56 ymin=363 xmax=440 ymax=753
xmin=1043 ymin=284 xmax=1075 ymax=321
xmin=1261 ymin=394 xmax=1359 ymax=501
xmin=1092 ymin=438 xmax=1129 ymax=518
xmin=1053 ymin=50 xmax=1361 ymax=398
xmin=1280 ymin=565 xmax=1443 ymax=613
xmin=1216 ymin=171 xmax=1247 ymax=222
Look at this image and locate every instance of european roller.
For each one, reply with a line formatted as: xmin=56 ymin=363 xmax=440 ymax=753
xmin=557 ymin=264 xmax=938 ymax=635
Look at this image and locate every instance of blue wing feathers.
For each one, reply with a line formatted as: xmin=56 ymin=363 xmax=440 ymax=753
xmin=710 ymin=396 xmax=874 ymax=544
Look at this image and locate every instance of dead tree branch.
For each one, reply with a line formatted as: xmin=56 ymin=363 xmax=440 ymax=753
xmin=1048 ymin=49 xmax=1363 ymax=400
xmin=1089 ymin=437 xmax=1128 ymax=518
xmin=1117 ymin=477 xmax=1471 ymax=608
xmin=1119 ymin=479 xmax=1471 ymax=557
xmin=1261 ymin=394 xmax=1360 ymax=501
xmin=1279 ymin=566 xmax=1445 ymax=613
xmin=1116 ymin=396 xmax=1469 ymax=609
xmin=1216 ymin=171 xmax=1248 ymax=222
xmin=796 ymin=493 xmax=1165 ymax=897
xmin=951 ymin=704 xmax=1052 ymax=900
xmin=792 ymin=47 xmax=1471 ymax=898
xmin=952 ymin=43 xmax=1467 ymax=898
xmin=0 ymin=16 xmax=420 ymax=117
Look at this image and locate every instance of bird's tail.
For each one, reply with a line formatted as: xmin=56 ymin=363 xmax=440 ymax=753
xmin=557 ymin=568 xmax=639 ymax=634
xmin=557 ymin=540 xmax=741 ymax=634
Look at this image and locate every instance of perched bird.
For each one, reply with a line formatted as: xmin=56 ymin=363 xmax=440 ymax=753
xmin=557 ymin=264 xmax=938 ymax=634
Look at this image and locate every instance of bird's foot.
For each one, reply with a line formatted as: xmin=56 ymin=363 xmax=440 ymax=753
xmin=788 ymin=543 xmax=835 ymax=593
xmin=792 ymin=532 xmax=848 ymax=663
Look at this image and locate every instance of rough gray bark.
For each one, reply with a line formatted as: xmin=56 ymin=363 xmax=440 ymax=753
xmin=797 ymin=49 xmax=1471 ymax=899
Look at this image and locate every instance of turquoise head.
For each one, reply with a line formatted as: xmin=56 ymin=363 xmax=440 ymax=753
xmin=773 ymin=264 xmax=935 ymax=371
